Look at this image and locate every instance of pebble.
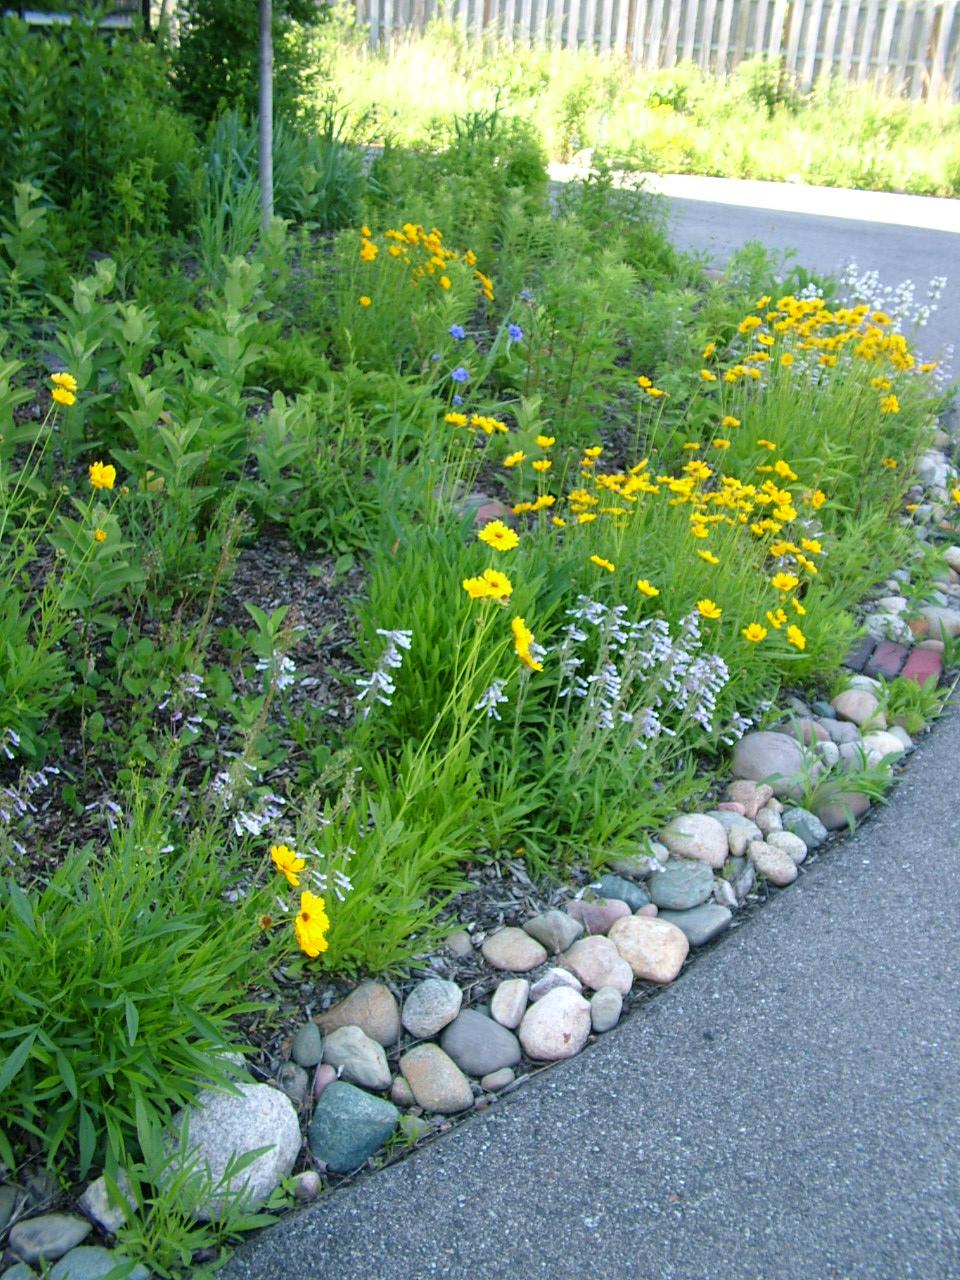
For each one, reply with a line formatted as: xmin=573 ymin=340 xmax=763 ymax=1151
xmin=522 ymin=909 xmax=584 ymax=953
xmin=0 ymin=1185 xmax=18 ymax=1232
xmin=781 ymin=806 xmax=829 ymax=848
xmin=864 ymin=612 xmax=913 ymax=645
xmin=767 ymin=830 xmax=808 ymax=865
xmin=887 ymin=725 xmax=914 ymax=751
xmin=815 ymin=740 xmax=840 ymax=767
xmin=390 ymin=1076 xmax=415 ymax=1107
xmin=860 ymin=730 xmax=906 ymax=762
xmin=755 ymin=806 xmax=783 ymax=834
xmin=608 ymin=916 xmax=690 ymax=984
xmin=707 ymin=809 xmax=763 ymax=839
xmin=561 ymin=936 xmax=633 ymax=995
xmin=565 ymin=898 xmax=631 ymax=935
xmin=445 ymin=929 xmax=474 ymax=957
xmin=48 ymin=1247 xmax=148 ymax=1280
xmin=590 ymin=988 xmax=623 ymax=1033
xmin=608 ymin=851 xmax=656 ymax=879
xmin=313 ymin=1063 xmax=337 ymax=1097
xmin=490 ymin=978 xmax=530 ymax=1029
xmin=2 ymin=1266 xmax=36 ymax=1280
xmin=647 ymin=857 xmax=714 ymax=910
xmin=660 ymin=813 xmax=728 ymax=869
xmin=166 ymin=1083 xmax=301 ymax=1218
xmin=292 ymin=1171 xmax=322 ymax=1202
xmin=401 ymin=978 xmax=463 ymax=1039
xmin=9 ymin=1216 xmax=91 ymax=1265
xmin=481 ymin=927 xmax=547 ymax=972
xmin=943 ymin=545 xmax=960 ymax=573
xmin=635 ymin=903 xmax=658 ymax=917
xmin=76 ymin=1173 xmax=132 ymax=1236
xmin=815 ymin=792 xmax=871 ymax=830
xmin=399 ymin=1045 xmax=474 ymax=1114
xmin=874 ymin=595 xmax=908 ymax=614
xmin=731 ymin=732 xmax=807 ymax=799
xmin=713 ymin=877 xmax=738 ymax=910
xmin=727 ymin=826 xmax=756 ymax=856
xmin=290 ymin=1021 xmax=324 ymax=1068
xmin=529 ymin=967 xmax=583 ymax=1000
xmin=783 ymin=716 xmax=828 ymax=745
xmin=518 ymin=987 xmax=592 ymax=1061
xmin=594 ymin=873 xmax=650 ymax=910
xmin=822 ymin=718 xmax=862 ymax=744
xmin=724 ymin=780 xmax=774 ymax=818
xmin=832 ymin=688 xmax=885 ymax=727
xmin=317 ymin=983 xmax=401 ymax=1047
xmin=307 ymin=1081 xmax=399 ymax=1174
xmin=748 ymin=840 xmax=799 ymax=887
xmin=440 ymin=1008 xmax=522 ymax=1076
xmin=322 ymin=1025 xmax=392 ymax=1092
xmin=727 ymin=857 xmax=755 ymax=902
xmin=480 ymin=1068 xmax=515 ymax=1091
xmin=278 ymin=1062 xmax=309 ymax=1106
xmin=657 ymin=904 xmax=733 ymax=946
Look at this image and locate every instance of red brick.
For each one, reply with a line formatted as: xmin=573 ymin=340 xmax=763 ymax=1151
xmin=899 ymin=647 xmax=944 ymax=687
xmin=864 ymin=640 xmax=910 ymax=681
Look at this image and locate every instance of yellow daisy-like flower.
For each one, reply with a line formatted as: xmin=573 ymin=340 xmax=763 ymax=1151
xmin=690 ymin=524 xmax=709 ymax=539
xmin=780 ymin=352 xmax=795 ymax=367
xmin=757 ymin=439 xmax=777 ymax=451
xmin=583 ymin=445 xmax=603 ymax=459
xmin=590 ymin=555 xmax=615 ymax=572
xmin=742 ymin=623 xmax=768 ymax=643
xmin=51 ymin=371 xmax=78 ymax=392
xmin=360 ymin=224 xmax=372 ymax=237
xmin=636 ymin=579 xmax=660 ymax=598
xmin=881 ymin=457 xmax=898 ymax=469
xmin=951 ymin=488 xmax=960 ymax=504
xmin=774 ymin=460 xmax=798 ymax=481
xmin=88 ymin=461 xmax=116 ymax=491
xmin=503 ymin=451 xmax=526 ymax=468
xmin=535 ymin=435 xmax=556 ymax=448
xmin=578 ymin=512 xmax=598 ymax=524
xmin=699 ymin=369 xmax=718 ymax=383
xmin=552 ymin=516 xmax=567 ymax=527
xmin=645 ymin=387 xmax=666 ymax=398
xmin=698 ymin=549 xmax=720 ymax=565
xmin=637 ymin=375 xmax=652 ymax=388
xmin=696 ymin=598 xmax=722 ymax=620
xmin=359 ymin=295 xmax=372 ymax=307
xmin=359 ymin=239 xmax=378 ymax=262
xmin=786 ymin=624 xmax=806 ymax=651
xmin=771 ymin=572 xmax=800 ymax=593
xmin=807 ymin=489 xmax=827 ymax=509
xmin=766 ymin=607 xmax=787 ymax=629
xmin=721 ymin=416 xmax=741 ymax=428
xmin=51 ymin=386 xmax=76 ymax=407
xmin=93 ymin=528 xmax=107 ymax=543
xmin=792 ymin=598 xmax=807 ymax=616
xmin=511 ymin=616 xmax=543 ymax=672
xmin=439 ymin=276 xmax=451 ymax=289
xmin=532 ymin=459 xmax=552 ymax=473
xmin=271 ymin=843 xmax=306 ymax=887
xmin=712 ymin=439 xmax=731 ymax=450
xmin=880 ymin=394 xmax=900 ymax=415
xmin=682 ymin=442 xmax=701 ymax=451
xmin=800 ymin=538 xmax=822 ymax=555
xmin=478 ymin=520 xmax=519 ymax=552
xmin=702 ymin=342 xmax=716 ymax=359
xmin=445 ymin=412 xmax=468 ymax=427
xmin=294 ymin=891 xmax=330 ymax=958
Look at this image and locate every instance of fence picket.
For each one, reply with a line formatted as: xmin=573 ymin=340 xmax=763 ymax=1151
xmin=630 ymin=0 xmax=649 ymax=61
xmin=753 ymin=0 xmax=771 ymax=55
xmin=785 ymin=0 xmax=807 ymax=70
xmin=911 ymin=0 xmax=939 ymax=96
xmin=766 ymin=0 xmax=787 ymax=56
xmin=614 ymin=0 xmax=631 ymax=51
xmin=663 ymin=0 xmax=683 ymax=62
xmin=856 ymin=0 xmax=881 ymax=79
xmin=647 ymin=0 xmax=665 ymax=63
xmin=891 ymin=0 xmax=917 ymax=93
xmin=715 ymin=0 xmax=736 ymax=70
xmin=681 ymin=0 xmax=700 ymax=58
xmin=930 ymin=0 xmax=957 ymax=93
xmin=700 ymin=0 xmax=718 ymax=65
xmin=874 ymin=0 xmax=899 ymax=88
xmin=838 ymin=0 xmax=858 ymax=78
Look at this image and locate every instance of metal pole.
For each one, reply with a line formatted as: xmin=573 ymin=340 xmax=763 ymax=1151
xmin=259 ymin=0 xmax=274 ymax=232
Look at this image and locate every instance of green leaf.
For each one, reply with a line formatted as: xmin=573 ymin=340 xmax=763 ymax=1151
xmin=0 ymin=1029 xmax=37 ymax=1093
xmin=124 ymin=997 xmax=139 ymax=1047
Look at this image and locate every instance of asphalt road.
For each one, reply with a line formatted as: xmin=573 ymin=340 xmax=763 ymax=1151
xmin=222 ymin=183 xmax=960 ymax=1280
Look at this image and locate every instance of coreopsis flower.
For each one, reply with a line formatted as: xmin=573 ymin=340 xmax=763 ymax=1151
xmin=51 ymin=386 xmax=76 ymax=407
xmin=742 ymin=623 xmax=768 ymax=643
xmin=294 ymin=891 xmax=330 ymax=957
xmin=503 ymin=451 xmax=526 ymax=468
xmin=771 ymin=572 xmax=800 ymax=593
xmin=699 ymin=369 xmax=717 ymax=382
xmin=88 ymin=461 xmax=116 ymax=490
xmin=51 ymin=371 xmax=78 ymax=392
xmin=511 ymin=616 xmax=544 ymax=672
xmin=271 ymin=843 xmax=305 ymax=887
xmin=532 ymin=459 xmax=552 ymax=473
xmin=478 ymin=520 xmax=519 ymax=552
xmin=636 ymin=579 xmax=659 ymax=598
xmin=721 ymin=416 xmax=741 ymax=428
xmin=590 ymin=555 xmax=615 ymax=572
xmin=359 ymin=295 xmax=372 ymax=307
xmin=697 ymin=598 xmax=722 ymax=620
xmin=535 ymin=435 xmax=555 ymax=448
xmin=698 ymin=550 xmax=720 ymax=565
xmin=786 ymin=625 xmax=806 ymax=651
xmin=93 ymin=528 xmax=107 ymax=543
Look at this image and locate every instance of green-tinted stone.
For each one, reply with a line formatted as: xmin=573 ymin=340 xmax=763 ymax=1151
xmin=307 ymin=1081 xmax=399 ymax=1174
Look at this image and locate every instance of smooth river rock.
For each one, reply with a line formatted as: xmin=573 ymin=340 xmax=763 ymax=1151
xmin=401 ymin=978 xmax=463 ymax=1039
xmin=608 ymin=916 xmax=689 ymax=984
xmin=648 ymin=857 xmax=715 ymax=910
xmin=481 ymin=927 xmax=547 ymax=972
xmin=660 ymin=813 xmax=728 ymax=869
xmin=731 ymin=732 xmax=807 ymax=799
xmin=561 ymin=936 xmax=634 ymax=995
xmin=399 ymin=1044 xmax=474 ymax=1114
xmin=748 ymin=840 xmax=799 ymax=887
xmin=317 ymin=983 xmax=400 ymax=1046
xmin=656 ymin=903 xmax=733 ymax=946
xmin=440 ymin=1008 xmax=522 ymax=1076
xmin=518 ymin=987 xmax=592 ymax=1061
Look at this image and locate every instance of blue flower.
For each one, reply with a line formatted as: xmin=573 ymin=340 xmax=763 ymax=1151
xmin=521 ymin=290 xmax=535 ymax=302
xmin=453 ymin=394 xmax=464 ymax=405
xmin=449 ymin=324 xmax=466 ymax=340
xmin=508 ymin=324 xmax=523 ymax=341
xmin=451 ymin=366 xmax=471 ymax=384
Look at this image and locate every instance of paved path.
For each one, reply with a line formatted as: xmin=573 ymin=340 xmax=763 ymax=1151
xmin=223 ymin=182 xmax=960 ymax=1280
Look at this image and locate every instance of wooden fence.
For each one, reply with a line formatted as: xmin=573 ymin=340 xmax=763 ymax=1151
xmin=354 ymin=0 xmax=960 ymax=97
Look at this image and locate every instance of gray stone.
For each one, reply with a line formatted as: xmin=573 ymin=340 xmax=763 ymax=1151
xmin=660 ymin=814 xmax=728 ymax=869
xmin=888 ymin=725 xmax=915 ymax=751
xmin=522 ymin=910 xmax=584 ymax=954
xmin=317 ymin=983 xmax=400 ymax=1046
xmin=560 ymin=936 xmax=633 ymax=995
xmin=816 ymin=792 xmax=872 ymax=830
xmin=278 ymin=1062 xmax=309 ymax=1107
xmin=748 ymin=840 xmax=799 ymax=887
xmin=480 ymin=1068 xmax=515 ymax=1091
xmin=490 ymin=978 xmax=529 ymax=1029
xmin=767 ymin=830 xmax=809 ymax=865
xmin=815 ymin=740 xmax=841 ymax=767
xmin=399 ymin=1044 xmax=474 ymax=1114
xmin=648 ymin=857 xmax=715 ymax=910
xmin=823 ymin=718 xmax=862 ymax=744
xmin=390 ymin=1075 xmax=415 ymax=1107
xmin=865 ymin=613 xmax=913 ymax=645
xmin=322 ymin=1025 xmax=392 ymax=1092
xmin=9 ymin=1216 xmax=91 ymax=1265
xmin=565 ymin=898 xmax=631 ymax=935
xmin=518 ymin=987 xmax=592 ymax=1061
xmin=168 ymin=1082 xmax=301 ymax=1218
xmin=706 ymin=809 xmax=763 ymax=839
xmin=811 ymin=700 xmax=836 ymax=719
xmin=728 ymin=857 xmax=755 ymax=902
xmin=755 ymin=806 xmax=783 ymax=834
xmin=782 ymin=806 xmax=829 ymax=848
xmin=307 ymin=1081 xmax=399 ymax=1173
xmin=292 ymin=1171 xmax=322 ymax=1202
xmin=657 ymin=904 xmax=733 ymax=946
xmin=2 ymin=1266 xmax=37 ymax=1280
xmin=401 ymin=978 xmax=463 ymax=1039
xmin=77 ymin=1172 xmax=134 ymax=1235
xmin=832 ymin=689 xmax=884 ymax=727
xmin=529 ymin=967 xmax=583 ymax=1001
xmin=590 ymin=988 xmax=623 ymax=1033
xmin=0 ymin=1185 xmax=20 ymax=1232
xmin=440 ymin=1008 xmax=522 ymax=1076
xmin=481 ymin=927 xmax=547 ymax=972
xmin=594 ymin=874 xmax=650 ymax=910
xmin=713 ymin=877 xmax=738 ymax=910
xmin=444 ymin=929 xmax=474 ymax=957
xmin=48 ymin=1247 xmax=148 ymax=1280
xmin=290 ymin=1021 xmax=323 ymax=1068
xmin=723 ymin=780 xmax=774 ymax=817
xmin=731 ymin=732 xmax=808 ymax=799
xmin=860 ymin=730 xmax=907 ymax=763
xmin=313 ymin=1063 xmax=336 ymax=1097
xmin=608 ymin=851 xmax=656 ymax=879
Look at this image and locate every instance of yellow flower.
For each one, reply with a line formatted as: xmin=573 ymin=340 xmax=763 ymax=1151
xmin=645 ymin=387 xmax=666 ymax=398
xmin=51 ymin=386 xmax=76 ymax=407
xmin=359 ymin=295 xmax=372 ymax=307
xmin=271 ymin=843 xmax=306 ymax=887
xmin=696 ymin=598 xmax=722 ymax=620
xmin=792 ymin=597 xmax=807 ymax=616
xmin=721 ymin=416 xmax=741 ymax=428
xmin=636 ymin=578 xmax=660 ymax=598
xmin=774 ymin=459 xmax=798 ymax=481
xmin=738 ymin=315 xmax=762 ymax=334
xmin=535 ymin=435 xmax=555 ymax=448
xmin=360 ymin=224 xmax=372 ymax=237
xmin=637 ymin=375 xmax=652 ymax=388
xmin=590 ymin=555 xmax=615 ymax=572
xmin=951 ymin=488 xmax=960 ymax=504
xmin=583 ymin=445 xmax=603 ymax=459
xmin=702 ymin=342 xmax=716 ymax=359
xmin=552 ymin=516 xmax=567 ymax=527
xmin=294 ymin=891 xmax=330 ymax=958
xmin=532 ymin=459 xmax=552 ymax=473
xmin=712 ymin=439 xmax=731 ymax=450
xmin=511 ymin=616 xmax=543 ymax=672
xmin=699 ymin=369 xmax=717 ymax=382
xmin=578 ymin=512 xmax=598 ymax=524
xmin=359 ymin=239 xmax=378 ymax=262
xmin=800 ymin=538 xmax=822 ymax=555
xmin=757 ymin=439 xmax=777 ymax=451
xmin=88 ymin=461 xmax=116 ymax=490
xmin=445 ymin=412 xmax=468 ymax=427
xmin=478 ymin=520 xmax=519 ymax=552
xmin=439 ymin=276 xmax=451 ymax=290
xmin=689 ymin=523 xmax=709 ymax=539
xmin=503 ymin=451 xmax=526 ymax=468
xmin=93 ymin=528 xmax=107 ymax=543
xmin=766 ymin=607 xmax=787 ymax=629
xmin=742 ymin=623 xmax=767 ymax=643
xmin=881 ymin=457 xmax=898 ymax=470
xmin=780 ymin=352 xmax=795 ymax=367
xmin=771 ymin=572 xmax=800 ymax=593
xmin=696 ymin=547 xmax=721 ymax=567
xmin=786 ymin=624 xmax=806 ymax=651
xmin=918 ymin=361 xmax=938 ymax=373
xmin=682 ymin=442 xmax=701 ymax=451
xmin=807 ymin=489 xmax=827 ymax=509
xmin=51 ymin=372 xmax=78 ymax=392
xmin=880 ymin=394 xmax=901 ymax=415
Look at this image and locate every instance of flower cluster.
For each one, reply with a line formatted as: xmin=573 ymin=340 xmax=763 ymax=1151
xmin=356 ymin=628 xmax=414 ymax=717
